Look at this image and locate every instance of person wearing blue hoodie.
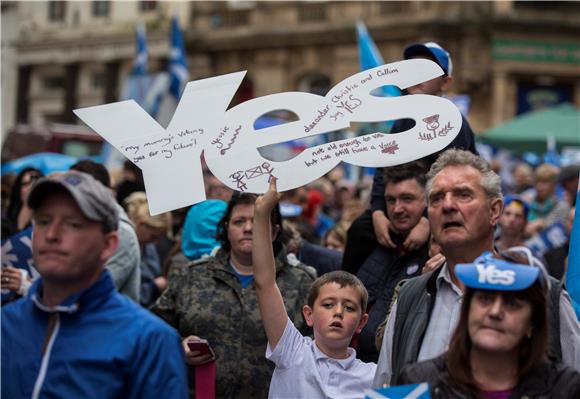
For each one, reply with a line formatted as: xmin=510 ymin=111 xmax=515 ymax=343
xmin=182 ymin=200 xmax=228 ymax=260
xmin=164 ymin=199 xmax=228 ymax=281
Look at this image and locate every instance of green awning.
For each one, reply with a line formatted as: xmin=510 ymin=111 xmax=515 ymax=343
xmin=482 ymin=103 xmax=580 ymax=154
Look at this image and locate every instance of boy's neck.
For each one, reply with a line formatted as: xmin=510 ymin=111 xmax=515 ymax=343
xmin=314 ymin=340 xmax=349 ymax=360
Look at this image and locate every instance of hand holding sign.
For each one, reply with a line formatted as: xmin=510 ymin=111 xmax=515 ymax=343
xmin=206 ymin=59 xmax=461 ymax=194
xmin=74 ymin=59 xmax=461 ymax=215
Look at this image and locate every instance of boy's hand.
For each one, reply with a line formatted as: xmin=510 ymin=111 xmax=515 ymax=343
xmin=403 ymin=216 xmax=430 ymax=251
xmin=372 ymin=211 xmax=395 ymax=248
xmin=255 ymin=177 xmax=281 ymax=217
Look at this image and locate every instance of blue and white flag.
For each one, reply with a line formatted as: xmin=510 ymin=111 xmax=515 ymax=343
xmin=124 ymin=23 xmax=168 ymax=116
xmin=524 ymin=222 xmax=569 ymax=256
xmin=169 ymin=16 xmax=189 ymax=100
xmin=131 ymin=24 xmax=148 ymax=76
xmin=102 ymin=24 xmax=170 ymax=170
xmin=565 ymin=171 xmax=580 ymax=318
xmin=365 ymin=383 xmax=430 ymax=399
xmin=356 ymin=21 xmax=400 ymax=98
xmin=1 ymin=227 xmax=38 ymax=304
xmin=355 ymin=21 xmax=401 ymax=178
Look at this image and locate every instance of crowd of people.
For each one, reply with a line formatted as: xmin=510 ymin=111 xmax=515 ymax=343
xmin=2 ymin=41 xmax=580 ymax=398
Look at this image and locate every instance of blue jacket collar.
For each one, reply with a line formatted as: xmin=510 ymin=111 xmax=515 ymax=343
xmin=30 ymin=270 xmax=116 ymax=314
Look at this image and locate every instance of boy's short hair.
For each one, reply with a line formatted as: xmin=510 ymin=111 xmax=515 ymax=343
xmin=307 ymin=271 xmax=368 ymax=312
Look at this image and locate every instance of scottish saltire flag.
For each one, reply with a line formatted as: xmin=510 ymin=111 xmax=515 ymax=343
xmin=121 ymin=74 xmax=169 ymax=118
xmin=365 ymin=383 xmax=430 ymax=399
xmin=155 ymin=16 xmax=190 ymax=128
xmin=122 ymin=23 xmax=169 ymax=117
xmin=103 ymin=25 xmax=170 ymax=169
xmin=565 ymin=172 xmax=580 ymax=318
xmin=1 ymin=227 xmax=38 ymax=304
xmin=126 ymin=24 xmax=154 ymax=113
xmin=356 ymin=21 xmax=401 ymax=178
xmin=169 ymin=16 xmax=189 ymax=100
xmin=356 ymin=21 xmax=401 ymax=98
xmin=524 ymin=222 xmax=569 ymax=256
xmin=132 ymin=24 xmax=148 ymax=76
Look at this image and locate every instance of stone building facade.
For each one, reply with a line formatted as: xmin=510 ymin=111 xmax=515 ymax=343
xmin=2 ymin=1 xmax=579 ymax=146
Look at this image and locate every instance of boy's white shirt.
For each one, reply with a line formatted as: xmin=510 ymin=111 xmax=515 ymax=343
xmin=266 ymin=317 xmax=376 ymax=399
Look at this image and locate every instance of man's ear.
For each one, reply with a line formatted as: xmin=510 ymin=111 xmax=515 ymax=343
xmin=356 ymin=313 xmax=369 ymax=334
xmin=101 ymin=231 xmax=119 ymax=264
xmin=302 ymin=304 xmax=314 ymax=328
xmin=489 ymin=198 xmax=503 ymax=227
xmin=441 ymin=75 xmax=454 ymax=92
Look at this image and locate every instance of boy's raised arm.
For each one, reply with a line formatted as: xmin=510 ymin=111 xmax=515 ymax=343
xmin=253 ymin=177 xmax=290 ymax=350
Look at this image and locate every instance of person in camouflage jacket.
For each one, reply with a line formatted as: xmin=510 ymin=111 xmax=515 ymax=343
xmin=152 ymin=193 xmax=315 ymax=398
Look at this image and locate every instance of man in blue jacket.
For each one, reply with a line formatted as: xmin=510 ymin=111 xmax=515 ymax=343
xmin=1 ymin=171 xmax=187 ymax=399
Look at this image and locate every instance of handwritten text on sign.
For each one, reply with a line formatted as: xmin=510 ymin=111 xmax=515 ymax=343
xmin=74 ymin=59 xmax=461 ymax=215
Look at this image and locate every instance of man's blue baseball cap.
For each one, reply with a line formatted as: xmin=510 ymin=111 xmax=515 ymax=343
xmin=404 ymin=42 xmax=453 ymax=76
xmin=456 ymin=252 xmax=541 ymax=291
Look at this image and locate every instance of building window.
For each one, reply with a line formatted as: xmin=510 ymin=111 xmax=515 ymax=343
xmin=44 ymin=113 xmax=64 ymax=124
xmin=380 ymin=2 xmax=408 ymax=14
xmin=514 ymin=1 xmax=580 ymax=12
xmin=92 ymin=1 xmax=110 ymax=17
xmin=62 ymin=140 xmax=101 ymax=158
xmin=48 ymin=1 xmax=67 ymax=22
xmin=43 ymin=76 xmax=65 ymax=90
xmin=210 ymin=14 xmax=223 ymax=28
xmin=139 ymin=1 xmax=157 ymax=12
xmin=212 ymin=10 xmax=249 ymax=28
xmin=298 ymin=73 xmax=331 ymax=96
xmin=92 ymin=72 xmax=105 ymax=89
xmin=298 ymin=4 xmax=326 ymax=22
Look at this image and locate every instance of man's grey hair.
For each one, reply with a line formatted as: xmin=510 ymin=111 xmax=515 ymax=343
xmin=426 ymin=149 xmax=503 ymax=201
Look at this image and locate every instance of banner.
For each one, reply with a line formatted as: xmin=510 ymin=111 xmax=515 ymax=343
xmin=75 ymin=59 xmax=462 ymax=215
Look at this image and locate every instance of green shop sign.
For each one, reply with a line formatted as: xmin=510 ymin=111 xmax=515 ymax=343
xmin=493 ymin=39 xmax=580 ymax=64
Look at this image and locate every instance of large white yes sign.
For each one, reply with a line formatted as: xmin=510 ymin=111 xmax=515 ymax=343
xmin=74 ymin=59 xmax=461 ymax=215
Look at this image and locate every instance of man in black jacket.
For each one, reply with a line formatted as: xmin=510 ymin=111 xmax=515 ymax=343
xmin=356 ymin=161 xmax=429 ymax=362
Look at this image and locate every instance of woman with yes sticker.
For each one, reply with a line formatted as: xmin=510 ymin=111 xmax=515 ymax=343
xmin=399 ymin=251 xmax=580 ymax=398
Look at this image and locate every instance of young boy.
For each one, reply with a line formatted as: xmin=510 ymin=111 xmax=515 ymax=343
xmin=253 ymin=178 xmax=376 ymax=398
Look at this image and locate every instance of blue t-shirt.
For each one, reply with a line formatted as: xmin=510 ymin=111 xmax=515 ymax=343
xmin=230 ymin=264 xmax=254 ymax=288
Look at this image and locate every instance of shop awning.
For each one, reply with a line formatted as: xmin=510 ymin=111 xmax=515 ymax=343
xmin=482 ymin=103 xmax=580 ymax=154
